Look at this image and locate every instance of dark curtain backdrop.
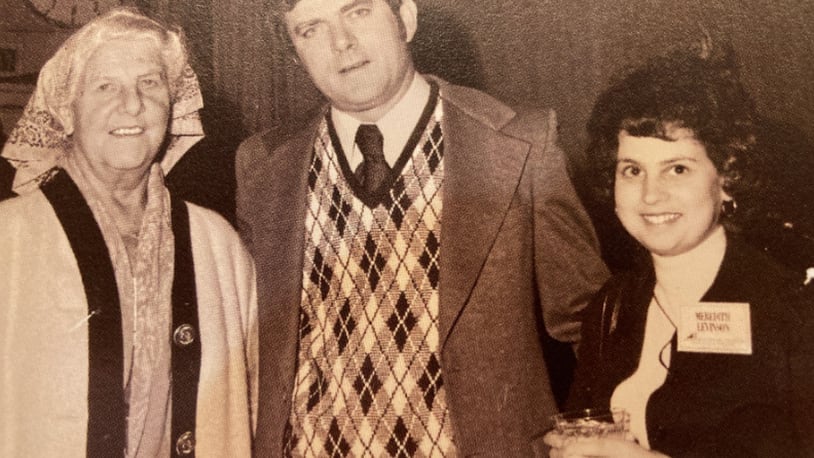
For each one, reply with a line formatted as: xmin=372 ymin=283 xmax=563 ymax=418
xmin=177 ymin=0 xmax=814 ymax=159
xmin=155 ymin=0 xmax=814 ymax=269
xmin=9 ymin=0 xmax=808 ymax=268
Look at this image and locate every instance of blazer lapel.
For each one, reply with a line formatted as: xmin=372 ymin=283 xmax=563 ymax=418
xmin=254 ymin=114 xmax=323 ymax=423
xmin=437 ymin=98 xmax=531 ymax=347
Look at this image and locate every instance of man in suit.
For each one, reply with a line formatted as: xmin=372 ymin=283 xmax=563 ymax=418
xmin=236 ymin=0 xmax=608 ymax=455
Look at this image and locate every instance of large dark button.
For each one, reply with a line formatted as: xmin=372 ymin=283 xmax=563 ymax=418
xmin=175 ymin=431 xmax=195 ymax=455
xmin=173 ymin=324 xmax=196 ymax=347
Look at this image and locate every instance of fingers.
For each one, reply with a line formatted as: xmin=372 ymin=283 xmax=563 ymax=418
xmin=543 ymin=430 xmax=567 ymax=449
xmin=560 ymin=437 xmax=653 ymax=457
xmin=544 ymin=432 xmax=653 ymax=458
xmin=564 ymin=438 xmax=616 ymax=456
xmin=548 ymin=448 xmax=565 ymax=458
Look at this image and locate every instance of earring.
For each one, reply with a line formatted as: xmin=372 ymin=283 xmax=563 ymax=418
xmin=721 ymin=199 xmax=737 ymax=217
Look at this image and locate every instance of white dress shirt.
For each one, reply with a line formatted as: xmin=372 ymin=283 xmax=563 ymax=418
xmin=331 ymin=73 xmax=432 ymax=171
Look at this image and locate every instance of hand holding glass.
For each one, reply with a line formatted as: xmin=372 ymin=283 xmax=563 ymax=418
xmin=552 ymin=407 xmax=630 ymax=440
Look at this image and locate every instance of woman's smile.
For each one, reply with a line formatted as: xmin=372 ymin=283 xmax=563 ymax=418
xmin=70 ymin=36 xmax=170 ymax=178
xmin=641 ymin=213 xmax=681 ymax=225
xmin=109 ymin=126 xmax=145 ymax=136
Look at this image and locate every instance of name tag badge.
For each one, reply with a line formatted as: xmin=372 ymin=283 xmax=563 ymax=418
xmin=677 ymin=302 xmax=752 ymax=355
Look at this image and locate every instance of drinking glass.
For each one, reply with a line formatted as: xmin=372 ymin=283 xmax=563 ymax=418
xmin=552 ymin=407 xmax=629 ymax=440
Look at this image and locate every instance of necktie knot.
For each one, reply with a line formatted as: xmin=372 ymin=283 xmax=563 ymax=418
xmin=354 ymin=124 xmax=390 ymax=194
xmin=355 ymin=124 xmax=385 ymax=163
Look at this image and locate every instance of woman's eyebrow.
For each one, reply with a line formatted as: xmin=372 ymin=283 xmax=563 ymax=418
xmin=616 ymin=158 xmax=639 ymax=165
xmin=659 ymin=157 xmax=699 ymax=165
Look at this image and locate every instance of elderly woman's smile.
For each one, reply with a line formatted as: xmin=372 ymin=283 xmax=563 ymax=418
xmin=110 ymin=126 xmax=146 ymax=136
xmin=70 ymin=37 xmax=170 ymax=177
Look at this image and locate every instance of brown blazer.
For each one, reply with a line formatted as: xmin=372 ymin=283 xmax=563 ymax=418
xmin=236 ymin=77 xmax=608 ymax=456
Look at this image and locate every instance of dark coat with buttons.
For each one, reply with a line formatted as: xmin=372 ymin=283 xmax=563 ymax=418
xmin=236 ymin=76 xmax=609 ymax=456
xmin=568 ymin=236 xmax=814 ymax=457
xmin=0 ymin=170 xmax=256 ymax=457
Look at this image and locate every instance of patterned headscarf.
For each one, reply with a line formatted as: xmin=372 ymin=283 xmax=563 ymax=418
xmin=0 ymin=8 xmax=204 ymax=194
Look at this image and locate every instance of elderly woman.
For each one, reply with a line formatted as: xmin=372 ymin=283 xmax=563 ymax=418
xmin=0 ymin=8 xmax=256 ymax=457
xmin=545 ymin=44 xmax=814 ymax=457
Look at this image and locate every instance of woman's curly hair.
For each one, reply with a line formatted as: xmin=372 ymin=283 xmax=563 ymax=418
xmin=586 ymin=41 xmax=761 ymax=231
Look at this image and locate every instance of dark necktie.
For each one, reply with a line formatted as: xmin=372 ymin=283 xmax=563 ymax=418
xmin=354 ymin=124 xmax=390 ymax=194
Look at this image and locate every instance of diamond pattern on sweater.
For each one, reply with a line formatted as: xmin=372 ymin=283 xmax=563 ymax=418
xmin=417 ymin=353 xmax=443 ymax=409
xmin=360 ymin=233 xmax=387 ymax=290
xmin=353 ymin=355 xmax=383 ymax=415
xmin=325 ymin=418 xmax=351 ymax=457
xmin=308 ymin=154 xmax=322 ymax=190
xmin=288 ymin=102 xmax=455 ymax=456
xmin=418 ymin=231 xmax=440 ymax=289
xmin=386 ymin=417 xmax=418 ymax=458
xmin=386 ymin=293 xmax=417 ymax=351
xmin=425 ymin=124 xmax=443 ymax=174
xmin=390 ymin=178 xmax=412 ymax=230
xmin=329 ymin=187 xmax=353 ymax=237
xmin=333 ymin=299 xmax=356 ymax=355
xmin=307 ymin=365 xmax=327 ymax=412
xmin=310 ymin=248 xmax=333 ymax=300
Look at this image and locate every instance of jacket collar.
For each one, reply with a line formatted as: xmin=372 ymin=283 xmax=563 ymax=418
xmin=429 ymin=76 xmax=531 ymax=346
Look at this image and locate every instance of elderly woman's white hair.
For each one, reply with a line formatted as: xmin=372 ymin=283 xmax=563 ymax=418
xmin=46 ymin=7 xmax=189 ymax=131
xmin=2 ymin=6 xmax=204 ymax=193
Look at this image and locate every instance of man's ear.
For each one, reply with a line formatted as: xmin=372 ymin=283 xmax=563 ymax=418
xmin=399 ymin=0 xmax=418 ymax=43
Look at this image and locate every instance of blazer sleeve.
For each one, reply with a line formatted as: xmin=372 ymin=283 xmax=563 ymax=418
xmin=521 ymin=109 xmax=609 ymax=342
xmin=235 ymin=132 xmax=269 ymax=251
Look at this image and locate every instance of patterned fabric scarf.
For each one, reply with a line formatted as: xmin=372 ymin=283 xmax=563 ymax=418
xmin=286 ymin=102 xmax=456 ymax=457
xmin=64 ymin=158 xmax=175 ymax=456
xmin=1 ymin=42 xmax=204 ymax=194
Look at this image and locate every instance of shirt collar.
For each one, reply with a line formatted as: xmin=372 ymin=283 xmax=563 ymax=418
xmin=331 ymin=73 xmax=432 ymax=169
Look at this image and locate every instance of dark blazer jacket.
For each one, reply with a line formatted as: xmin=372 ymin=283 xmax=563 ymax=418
xmin=236 ymin=76 xmax=608 ymax=456
xmin=568 ymin=237 xmax=814 ymax=457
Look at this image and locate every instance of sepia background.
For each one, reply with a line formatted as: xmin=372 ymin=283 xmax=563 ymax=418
xmin=3 ymin=0 xmax=813 ymax=268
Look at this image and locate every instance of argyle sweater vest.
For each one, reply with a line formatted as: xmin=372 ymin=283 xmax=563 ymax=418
xmin=285 ymin=103 xmax=456 ymax=457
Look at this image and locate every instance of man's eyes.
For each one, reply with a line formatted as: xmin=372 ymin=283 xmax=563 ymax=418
xmin=347 ymin=7 xmax=372 ymax=19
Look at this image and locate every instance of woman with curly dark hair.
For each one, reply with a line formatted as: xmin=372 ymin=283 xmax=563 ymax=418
xmin=545 ymin=43 xmax=814 ymax=457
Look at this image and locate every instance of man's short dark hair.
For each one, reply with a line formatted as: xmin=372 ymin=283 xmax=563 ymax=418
xmin=273 ymin=0 xmax=402 ymax=14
